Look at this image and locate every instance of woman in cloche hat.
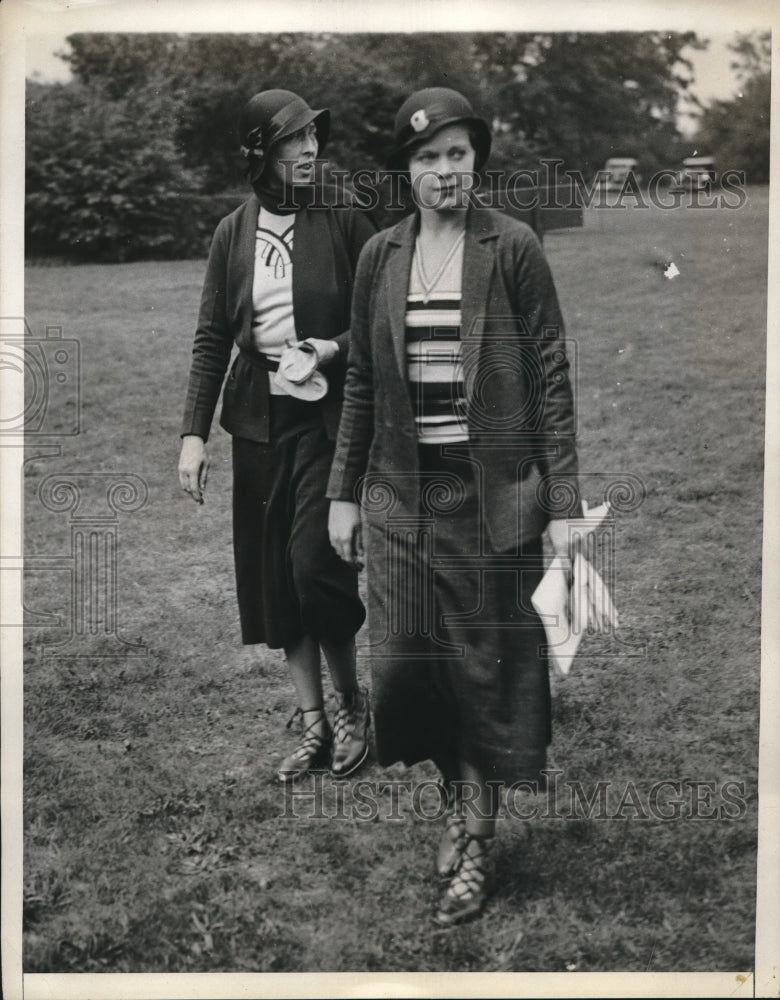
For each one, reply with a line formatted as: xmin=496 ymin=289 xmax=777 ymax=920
xmin=179 ymin=89 xmax=376 ymax=784
xmin=328 ymin=87 xmax=581 ymax=925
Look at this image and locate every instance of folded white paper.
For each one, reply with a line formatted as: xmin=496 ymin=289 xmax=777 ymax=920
xmin=531 ymin=502 xmax=618 ymax=677
xmin=531 ymin=554 xmax=583 ymax=676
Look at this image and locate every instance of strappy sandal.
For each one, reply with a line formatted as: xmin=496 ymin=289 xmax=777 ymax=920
xmin=436 ymin=807 xmax=467 ymax=878
xmin=434 ymin=833 xmax=491 ymax=927
xmin=330 ymin=685 xmax=370 ymax=777
xmin=275 ymin=707 xmax=332 ymax=784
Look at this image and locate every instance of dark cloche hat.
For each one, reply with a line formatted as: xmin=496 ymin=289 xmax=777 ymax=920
xmin=238 ymin=89 xmax=330 ymax=180
xmin=388 ymin=87 xmax=491 ymax=171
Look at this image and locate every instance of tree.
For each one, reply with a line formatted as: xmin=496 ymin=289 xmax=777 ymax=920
xmin=58 ymin=31 xmax=706 ymax=182
xmin=472 ymin=31 xmax=703 ymax=176
xmin=26 ymin=80 xmax=207 ymax=261
xmin=728 ymin=30 xmax=771 ymax=82
xmin=27 ymin=31 xmax=709 ymax=260
xmin=691 ymin=31 xmax=770 ymax=183
xmin=60 ymin=33 xmax=320 ymax=192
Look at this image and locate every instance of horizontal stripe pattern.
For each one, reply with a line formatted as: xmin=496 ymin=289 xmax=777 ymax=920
xmin=405 ymin=291 xmax=468 ymax=444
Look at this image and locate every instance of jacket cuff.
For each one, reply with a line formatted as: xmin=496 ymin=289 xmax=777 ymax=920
xmin=180 ymin=413 xmax=212 ymax=443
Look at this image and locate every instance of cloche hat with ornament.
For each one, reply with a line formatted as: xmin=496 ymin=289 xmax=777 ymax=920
xmin=238 ymin=89 xmax=330 ymax=183
xmin=387 ymin=87 xmax=491 ymax=171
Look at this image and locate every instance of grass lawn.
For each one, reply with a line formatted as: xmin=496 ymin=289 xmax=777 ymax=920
xmin=21 ymin=188 xmax=767 ymax=973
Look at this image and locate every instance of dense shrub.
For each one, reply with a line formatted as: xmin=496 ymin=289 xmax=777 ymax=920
xmin=26 ymin=82 xmax=208 ymax=262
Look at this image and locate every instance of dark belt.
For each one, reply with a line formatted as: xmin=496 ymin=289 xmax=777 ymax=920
xmin=238 ymin=346 xmax=279 ymax=372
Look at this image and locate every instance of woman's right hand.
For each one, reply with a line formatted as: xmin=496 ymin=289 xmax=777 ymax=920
xmin=178 ymin=435 xmax=209 ymax=505
xmin=328 ymin=500 xmax=364 ymax=570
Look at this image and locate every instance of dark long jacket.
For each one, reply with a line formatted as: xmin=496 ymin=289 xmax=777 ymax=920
xmin=326 ymin=204 xmax=580 ymax=550
xmin=181 ymin=190 xmax=377 ymax=443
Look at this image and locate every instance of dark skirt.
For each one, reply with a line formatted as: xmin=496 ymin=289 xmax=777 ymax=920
xmin=232 ymin=396 xmax=366 ymax=649
xmin=365 ymin=444 xmax=551 ymax=786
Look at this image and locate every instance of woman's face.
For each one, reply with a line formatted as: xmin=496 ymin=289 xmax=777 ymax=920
xmin=267 ymin=121 xmax=318 ymax=185
xmin=407 ymin=124 xmax=476 ymax=211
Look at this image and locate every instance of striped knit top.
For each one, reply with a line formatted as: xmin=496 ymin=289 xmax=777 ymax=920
xmin=406 ymin=231 xmax=468 ymax=444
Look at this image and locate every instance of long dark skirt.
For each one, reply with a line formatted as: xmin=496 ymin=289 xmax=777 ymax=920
xmin=365 ymin=444 xmax=551 ymax=786
xmin=232 ymin=397 xmax=365 ymax=649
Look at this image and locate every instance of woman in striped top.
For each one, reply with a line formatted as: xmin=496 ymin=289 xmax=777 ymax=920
xmin=328 ymin=88 xmax=580 ymax=925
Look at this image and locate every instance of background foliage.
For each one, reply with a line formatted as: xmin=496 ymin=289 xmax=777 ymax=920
xmin=690 ymin=32 xmax=771 ymax=183
xmin=25 ymin=30 xmax=770 ymax=261
xmin=26 ymin=81 xmax=207 ymax=261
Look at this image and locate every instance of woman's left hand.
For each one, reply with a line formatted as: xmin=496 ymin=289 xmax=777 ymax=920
xmin=329 ymin=500 xmax=364 ymax=570
xmin=303 ymin=338 xmax=339 ymax=367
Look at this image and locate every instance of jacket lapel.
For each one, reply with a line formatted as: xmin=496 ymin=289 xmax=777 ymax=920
xmin=386 ymin=214 xmax=416 ymax=378
xmin=237 ymin=196 xmax=260 ymax=342
xmin=383 ymin=207 xmax=499 ymax=393
xmin=460 ymin=206 xmax=499 ymax=385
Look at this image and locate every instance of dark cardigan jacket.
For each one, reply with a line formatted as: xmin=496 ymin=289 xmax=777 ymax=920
xmin=327 ymin=204 xmax=580 ymax=550
xmin=181 ymin=190 xmax=377 ymax=443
